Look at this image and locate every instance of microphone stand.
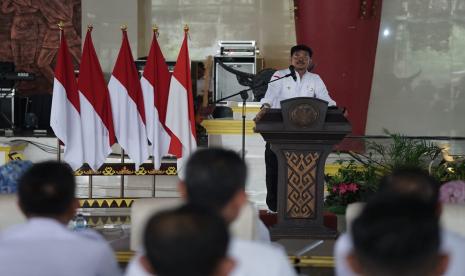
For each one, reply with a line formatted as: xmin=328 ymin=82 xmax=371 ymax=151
xmin=214 ymin=73 xmax=294 ymax=160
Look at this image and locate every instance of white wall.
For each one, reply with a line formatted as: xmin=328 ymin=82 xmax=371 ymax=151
xmin=366 ymin=0 xmax=465 ymax=136
xmin=82 ymin=0 xmax=296 ymax=72
xmin=146 ymin=0 xmax=296 ymax=68
xmin=81 ymin=0 xmax=139 ymax=74
xmin=79 ymin=0 xmax=465 ymax=137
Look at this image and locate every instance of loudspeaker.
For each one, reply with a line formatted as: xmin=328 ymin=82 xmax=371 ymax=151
xmin=214 ymin=57 xmax=255 ymax=102
xmin=0 ymin=62 xmax=15 ymax=89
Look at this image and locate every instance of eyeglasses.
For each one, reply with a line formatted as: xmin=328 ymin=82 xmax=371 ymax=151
xmin=292 ymin=54 xmax=310 ymax=59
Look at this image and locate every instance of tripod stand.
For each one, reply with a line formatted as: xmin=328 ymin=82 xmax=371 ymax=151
xmin=0 ymin=86 xmax=16 ymax=131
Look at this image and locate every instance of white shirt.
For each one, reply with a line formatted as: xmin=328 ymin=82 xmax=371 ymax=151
xmin=126 ymin=256 xmax=151 ymax=276
xmin=256 ymin=219 xmax=271 ymax=243
xmin=0 ymin=218 xmax=122 ymax=276
xmin=334 ymin=229 xmax=465 ymax=276
xmin=125 ymin=238 xmax=296 ymax=276
xmin=229 ymin=238 xmax=297 ymax=276
xmin=260 ymin=68 xmax=336 ymax=108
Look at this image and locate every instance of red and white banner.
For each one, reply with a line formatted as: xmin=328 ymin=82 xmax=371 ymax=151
xmin=108 ymin=29 xmax=149 ymax=169
xmin=165 ymin=32 xmax=197 ymax=170
xmin=50 ymin=29 xmax=84 ymax=170
xmin=78 ymin=28 xmax=116 ymax=171
xmin=141 ymin=31 xmax=172 ymax=169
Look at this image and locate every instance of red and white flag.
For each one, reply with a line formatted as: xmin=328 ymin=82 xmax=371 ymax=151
xmin=165 ymin=31 xmax=197 ymax=170
xmin=50 ymin=29 xmax=84 ymax=170
xmin=78 ymin=27 xmax=116 ymax=171
xmin=108 ymin=29 xmax=149 ymax=168
xmin=141 ymin=30 xmax=172 ymax=169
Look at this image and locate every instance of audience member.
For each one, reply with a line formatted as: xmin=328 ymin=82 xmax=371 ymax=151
xmin=140 ymin=204 xmax=234 ymax=276
xmin=0 ymin=161 xmax=122 ymax=276
xmin=334 ymin=167 xmax=465 ymax=276
xmin=347 ymin=194 xmax=448 ymax=276
xmin=0 ymin=160 xmax=32 ymax=194
xmin=180 ymin=148 xmax=295 ymax=276
xmin=126 ymin=148 xmax=296 ymax=276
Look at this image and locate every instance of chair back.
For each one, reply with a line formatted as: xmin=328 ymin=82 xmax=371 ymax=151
xmin=345 ymin=202 xmax=365 ymax=233
xmin=0 ymin=195 xmax=26 ymax=230
xmin=441 ymin=203 xmax=465 ymax=237
xmin=130 ymin=197 xmax=182 ymax=251
xmin=230 ymin=201 xmax=259 ymax=241
xmin=130 ymin=198 xmax=261 ymax=251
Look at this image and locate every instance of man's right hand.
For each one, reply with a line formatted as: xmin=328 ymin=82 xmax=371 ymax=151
xmin=253 ymin=107 xmax=269 ymax=122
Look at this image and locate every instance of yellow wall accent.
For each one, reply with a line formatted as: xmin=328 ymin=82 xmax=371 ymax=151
xmin=0 ymin=143 xmax=27 ymax=164
xmin=324 ymin=164 xmax=343 ymax=176
xmin=289 ymin=256 xmax=334 ymax=268
xmin=201 ymin=120 xmax=256 ymax=135
xmin=230 ymin=106 xmax=261 ymax=114
xmin=115 ymin=251 xmax=334 ymax=267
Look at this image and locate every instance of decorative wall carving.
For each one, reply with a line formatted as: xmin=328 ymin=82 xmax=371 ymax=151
xmin=0 ymin=0 xmax=81 ymax=95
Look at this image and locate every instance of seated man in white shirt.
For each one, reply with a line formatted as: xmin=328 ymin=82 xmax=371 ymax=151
xmin=181 ymin=148 xmax=296 ymax=276
xmin=335 ymin=167 xmax=465 ymax=276
xmin=0 ymin=161 xmax=122 ymax=276
xmin=347 ymin=194 xmax=449 ymax=276
xmin=126 ymin=148 xmax=297 ymax=276
xmin=140 ymin=204 xmax=234 ymax=276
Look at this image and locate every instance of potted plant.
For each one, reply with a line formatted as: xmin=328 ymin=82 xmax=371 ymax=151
xmin=325 ymin=159 xmax=378 ymax=215
xmin=325 ymin=131 xmax=442 ymax=217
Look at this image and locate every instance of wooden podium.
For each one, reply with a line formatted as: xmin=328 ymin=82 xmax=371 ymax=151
xmin=255 ymin=97 xmax=351 ymax=239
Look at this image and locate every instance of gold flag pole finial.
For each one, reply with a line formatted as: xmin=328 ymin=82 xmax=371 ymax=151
xmin=153 ymin=25 xmax=159 ymax=37
xmin=58 ymin=21 xmax=64 ymax=30
xmin=184 ymin=24 xmax=189 ymax=32
xmin=87 ymin=24 xmax=93 ymax=32
xmin=121 ymin=24 xmax=128 ymax=31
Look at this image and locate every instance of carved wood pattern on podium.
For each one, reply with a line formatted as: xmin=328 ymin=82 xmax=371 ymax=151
xmin=285 ymin=151 xmax=319 ymax=219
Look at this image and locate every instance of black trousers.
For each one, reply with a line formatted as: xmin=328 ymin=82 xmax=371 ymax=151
xmin=265 ymin=142 xmax=278 ymax=212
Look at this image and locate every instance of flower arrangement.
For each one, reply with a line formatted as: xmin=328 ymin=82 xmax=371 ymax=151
xmin=432 ymin=158 xmax=465 ymax=183
xmin=439 ymin=180 xmax=465 ymax=204
xmin=325 ymin=131 xmax=442 ymax=214
xmin=325 ymin=160 xmax=378 ymax=214
xmin=332 ymin=182 xmax=359 ymax=195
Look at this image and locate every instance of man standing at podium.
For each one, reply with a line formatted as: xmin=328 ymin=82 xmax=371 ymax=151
xmin=255 ymin=44 xmax=337 ymax=212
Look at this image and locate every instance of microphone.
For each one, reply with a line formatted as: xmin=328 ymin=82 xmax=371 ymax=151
xmin=288 ymin=65 xmax=297 ymax=81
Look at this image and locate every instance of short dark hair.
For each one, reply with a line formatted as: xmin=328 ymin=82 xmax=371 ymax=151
xmin=143 ymin=204 xmax=229 ymax=276
xmin=352 ymin=194 xmax=440 ymax=276
xmin=18 ymin=161 xmax=76 ymax=217
xmin=291 ymin=44 xmax=313 ymax=57
xmin=379 ymin=167 xmax=439 ymax=206
xmin=184 ymin=148 xmax=247 ymax=211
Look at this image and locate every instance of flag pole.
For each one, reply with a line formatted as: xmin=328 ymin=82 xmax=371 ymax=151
xmin=58 ymin=21 xmax=63 ymax=39
xmin=119 ymin=24 xmax=128 ymax=199
xmin=57 ymin=139 xmax=61 ymax=162
xmin=56 ymin=21 xmax=64 ymax=163
xmin=153 ymin=24 xmax=159 ymax=37
xmin=88 ymin=175 xmax=93 ymax=198
xmin=152 ymin=24 xmax=158 ymax=198
xmin=152 ymin=156 xmax=156 ymax=197
xmin=120 ymin=149 xmax=125 ymax=198
xmin=86 ymin=24 xmax=94 ymax=198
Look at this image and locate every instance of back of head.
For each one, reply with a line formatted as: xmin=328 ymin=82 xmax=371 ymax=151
xmin=18 ymin=161 xmax=75 ymax=217
xmin=351 ymin=194 xmax=441 ymax=276
xmin=184 ymin=148 xmax=247 ymax=212
xmin=143 ymin=204 xmax=230 ymax=276
xmin=290 ymin=44 xmax=313 ymax=57
xmin=379 ymin=167 xmax=439 ymax=206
